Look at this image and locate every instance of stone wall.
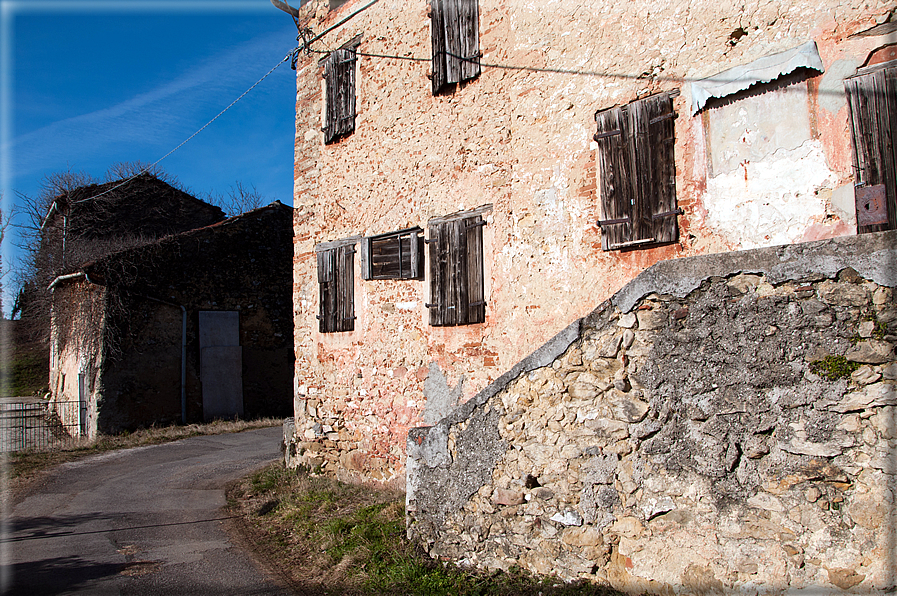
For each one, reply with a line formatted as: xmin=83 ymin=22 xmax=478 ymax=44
xmin=289 ymin=0 xmax=895 ymax=485
xmin=406 ymin=230 xmax=897 ymax=593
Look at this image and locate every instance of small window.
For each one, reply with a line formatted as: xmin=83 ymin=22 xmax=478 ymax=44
xmin=426 ymin=211 xmax=487 ymax=326
xmin=316 ymin=240 xmax=357 ymax=333
xmin=845 ymin=60 xmax=897 ymax=233
xmin=323 ymin=43 xmax=358 ymax=144
xmin=594 ymin=91 xmax=681 ymax=251
xmin=430 ymin=0 xmax=480 ymax=95
xmin=361 ymin=227 xmax=425 ymax=280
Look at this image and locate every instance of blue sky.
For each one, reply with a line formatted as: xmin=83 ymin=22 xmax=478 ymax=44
xmin=1 ymin=0 xmax=301 ymax=309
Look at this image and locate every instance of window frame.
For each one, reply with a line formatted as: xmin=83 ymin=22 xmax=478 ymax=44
xmin=594 ymin=90 xmax=682 ymax=251
xmin=429 ymin=0 xmax=481 ymax=95
xmin=316 ymin=238 xmax=359 ymax=333
xmin=360 ymin=227 xmax=425 ymax=281
xmin=426 ymin=207 xmax=489 ymax=327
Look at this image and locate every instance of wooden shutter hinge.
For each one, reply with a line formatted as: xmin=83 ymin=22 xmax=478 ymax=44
xmin=651 ymin=208 xmax=683 ymax=220
xmin=597 ymin=217 xmax=632 ymax=227
xmin=593 ymin=129 xmax=623 ymax=141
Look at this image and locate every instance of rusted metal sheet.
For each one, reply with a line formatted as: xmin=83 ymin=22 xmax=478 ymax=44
xmin=855 ymin=184 xmax=889 ymax=227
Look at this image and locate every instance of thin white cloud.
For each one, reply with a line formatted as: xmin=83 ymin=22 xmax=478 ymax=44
xmin=6 ymin=1 xmax=278 ymax=14
xmin=10 ymin=26 xmax=295 ymax=179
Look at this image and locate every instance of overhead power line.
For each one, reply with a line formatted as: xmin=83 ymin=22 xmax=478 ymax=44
xmin=72 ymin=48 xmax=298 ymax=205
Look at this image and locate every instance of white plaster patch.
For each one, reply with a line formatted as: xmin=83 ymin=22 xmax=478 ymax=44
xmin=396 ymin=301 xmax=417 ymax=311
xmin=702 ymin=140 xmax=834 ymax=249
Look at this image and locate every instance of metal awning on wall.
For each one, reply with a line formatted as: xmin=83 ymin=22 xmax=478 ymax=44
xmin=690 ymin=41 xmax=825 ymax=115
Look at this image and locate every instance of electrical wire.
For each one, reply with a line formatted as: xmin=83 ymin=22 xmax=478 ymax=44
xmin=73 ymin=49 xmax=299 ymax=205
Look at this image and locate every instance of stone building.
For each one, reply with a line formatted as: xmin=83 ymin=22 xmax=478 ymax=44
xmin=287 ymin=0 xmax=896 ymax=486
xmin=49 ymin=203 xmax=294 ymax=437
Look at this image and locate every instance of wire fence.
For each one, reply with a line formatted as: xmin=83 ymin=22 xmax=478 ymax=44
xmin=0 ymin=399 xmax=85 ymax=453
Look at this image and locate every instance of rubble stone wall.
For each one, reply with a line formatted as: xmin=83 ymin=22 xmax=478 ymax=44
xmin=406 ymin=230 xmax=897 ymax=593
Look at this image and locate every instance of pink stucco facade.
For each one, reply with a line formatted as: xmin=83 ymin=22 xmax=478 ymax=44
xmin=289 ymin=0 xmax=896 ymax=485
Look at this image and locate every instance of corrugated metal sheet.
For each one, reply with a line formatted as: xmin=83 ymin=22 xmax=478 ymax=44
xmin=690 ymin=41 xmax=824 ymax=115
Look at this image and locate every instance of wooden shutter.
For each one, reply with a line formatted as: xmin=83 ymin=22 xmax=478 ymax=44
xmin=317 ymin=244 xmax=355 ymax=333
xmin=430 ymin=0 xmax=480 ymax=95
xmin=595 ymin=106 xmax=634 ymax=250
xmin=845 ymin=61 xmax=897 ymax=233
xmin=639 ymin=93 xmax=679 ymax=245
xmin=595 ymin=92 xmax=680 ymax=250
xmin=323 ymin=48 xmax=357 ymax=144
xmin=361 ymin=228 xmax=424 ymax=280
xmin=427 ymin=216 xmax=485 ymax=326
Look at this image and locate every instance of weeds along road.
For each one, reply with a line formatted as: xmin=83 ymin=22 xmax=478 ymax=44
xmin=3 ymin=426 xmax=292 ymax=595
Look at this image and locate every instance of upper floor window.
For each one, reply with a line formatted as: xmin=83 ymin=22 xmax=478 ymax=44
xmin=430 ymin=0 xmax=480 ymax=95
xmin=323 ymin=40 xmax=359 ymax=144
xmin=594 ymin=91 xmax=681 ymax=251
xmin=426 ymin=209 xmax=487 ymax=326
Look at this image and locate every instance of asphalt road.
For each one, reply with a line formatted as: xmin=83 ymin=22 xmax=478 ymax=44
xmin=4 ymin=426 xmax=292 ymax=595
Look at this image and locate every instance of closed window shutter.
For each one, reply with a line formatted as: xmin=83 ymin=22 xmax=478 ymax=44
xmin=639 ymin=94 xmax=679 ymax=244
xmin=317 ymin=244 xmax=355 ymax=333
xmin=457 ymin=0 xmax=480 ymax=82
xmin=430 ymin=0 xmax=480 ymax=95
xmin=845 ymin=62 xmax=897 ymax=233
xmin=324 ymin=48 xmax=357 ymax=144
xmin=595 ymin=106 xmax=634 ymax=250
xmin=428 ymin=220 xmax=450 ymax=325
xmin=595 ymin=92 xmax=680 ymax=250
xmin=464 ymin=215 xmax=486 ymax=324
xmin=428 ymin=216 xmax=485 ymax=326
xmin=361 ymin=228 xmax=424 ymax=280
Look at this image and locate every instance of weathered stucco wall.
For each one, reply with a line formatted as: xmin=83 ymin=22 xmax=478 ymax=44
xmin=406 ymin=230 xmax=897 ymax=592
xmin=290 ymin=0 xmax=895 ymax=484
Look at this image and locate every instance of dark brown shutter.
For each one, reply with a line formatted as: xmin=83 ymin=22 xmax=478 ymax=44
xmin=430 ymin=0 xmax=480 ymax=95
xmin=595 ymin=106 xmax=634 ymax=250
xmin=845 ymin=62 xmax=897 ymax=233
xmin=640 ymin=94 xmax=679 ymax=244
xmin=430 ymin=0 xmax=448 ymax=94
xmin=427 ymin=216 xmax=485 ymax=326
xmin=595 ymin=92 xmax=680 ymax=250
xmin=324 ymin=48 xmax=357 ymax=144
xmin=457 ymin=0 xmax=480 ymax=82
xmin=428 ymin=221 xmax=448 ymax=325
xmin=317 ymin=244 xmax=355 ymax=333
xmin=362 ymin=229 xmax=425 ymax=280
xmin=464 ymin=216 xmax=486 ymax=324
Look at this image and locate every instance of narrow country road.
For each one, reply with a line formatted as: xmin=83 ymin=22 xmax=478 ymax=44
xmin=4 ymin=426 xmax=292 ymax=595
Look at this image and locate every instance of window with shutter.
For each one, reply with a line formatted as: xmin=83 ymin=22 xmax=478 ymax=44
xmin=845 ymin=60 xmax=897 ymax=233
xmin=594 ymin=91 xmax=681 ymax=251
xmin=316 ymin=240 xmax=357 ymax=333
xmin=323 ymin=43 xmax=358 ymax=144
xmin=360 ymin=227 xmax=425 ymax=280
xmin=426 ymin=211 xmax=486 ymax=326
xmin=430 ymin=0 xmax=480 ymax=95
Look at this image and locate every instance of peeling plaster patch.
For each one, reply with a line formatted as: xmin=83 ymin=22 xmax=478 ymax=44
xmin=703 ymin=140 xmax=834 ymax=249
xmin=830 ymin=184 xmax=857 ymax=226
xmin=423 ymin=362 xmax=464 ymax=425
xmin=818 ymin=58 xmax=860 ymax=115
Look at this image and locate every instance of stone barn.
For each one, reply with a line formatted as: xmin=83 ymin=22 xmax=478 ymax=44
xmin=49 ymin=202 xmax=294 ymax=437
